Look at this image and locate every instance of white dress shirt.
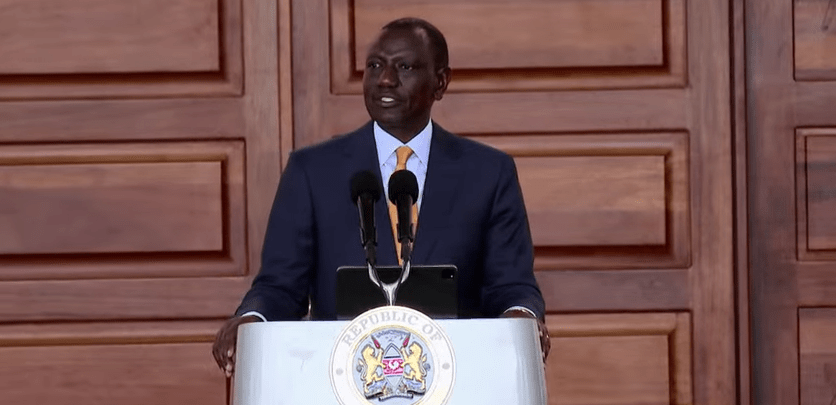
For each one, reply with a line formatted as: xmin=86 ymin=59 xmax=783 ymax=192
xmin=374 ymin=120 xmax=432 ymax=210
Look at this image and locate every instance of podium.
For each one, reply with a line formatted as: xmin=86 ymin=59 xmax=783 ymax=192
xmin=233 ymin=314 xmax=547 ymax=405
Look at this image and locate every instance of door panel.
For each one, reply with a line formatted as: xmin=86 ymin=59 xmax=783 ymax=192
xmin=0 ymin=0 xmax=280 ymax=403
xmin=545 ymin=313 xmax=691 ymax=405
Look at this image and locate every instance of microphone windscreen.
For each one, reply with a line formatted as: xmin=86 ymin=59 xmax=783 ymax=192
xmin=388 ymin=170 xmax=419 ymax=204
xmin=350 ymin=171 xmax=381 ymax=204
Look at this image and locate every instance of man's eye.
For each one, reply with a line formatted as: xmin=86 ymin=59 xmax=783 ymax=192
xmin=366 ymin=62 xmax=380 ymax=69
xmin=399 ymin=63 xmax=413 ymax=71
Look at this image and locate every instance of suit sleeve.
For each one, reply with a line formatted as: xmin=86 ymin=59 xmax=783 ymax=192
xmin=235 ymin=152 xmax=315 ymax=320
xmin=479 ymin=153 xmax=546 ymax=320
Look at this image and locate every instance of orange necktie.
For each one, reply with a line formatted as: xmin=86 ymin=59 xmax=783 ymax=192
xmin=389 ymin=146 xmax=419 ymax=263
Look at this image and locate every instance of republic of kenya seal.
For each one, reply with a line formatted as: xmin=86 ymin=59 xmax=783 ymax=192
xmin=329 ymin=306 xmax=455 ymax=405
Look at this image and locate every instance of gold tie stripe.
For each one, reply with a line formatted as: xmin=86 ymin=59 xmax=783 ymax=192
xmin=388 ymin=146 xmax=419 ymax=264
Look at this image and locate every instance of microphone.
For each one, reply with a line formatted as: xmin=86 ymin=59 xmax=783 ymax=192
xmin=350 ymin=171 xmax=381 ymax=265
xmin=387 ymin=170 xmax=419 ymax=252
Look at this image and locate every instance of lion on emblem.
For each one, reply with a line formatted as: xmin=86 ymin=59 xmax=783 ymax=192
xmin=400 ymin=342 xmax=428 ymax=390
xmin=358 ymin=345 xmax=385 ymax=393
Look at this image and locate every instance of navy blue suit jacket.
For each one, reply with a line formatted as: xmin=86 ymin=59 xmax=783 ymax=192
xmin=236 ymin=121 xmax=544 ymax=320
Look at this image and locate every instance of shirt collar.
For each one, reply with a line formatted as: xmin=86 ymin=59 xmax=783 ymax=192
xmin=373 ymin=120 xmax=433 ymax=167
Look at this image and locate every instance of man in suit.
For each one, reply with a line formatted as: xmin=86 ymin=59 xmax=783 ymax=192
xmin=213 ymin=17 xmax=549 ymax=375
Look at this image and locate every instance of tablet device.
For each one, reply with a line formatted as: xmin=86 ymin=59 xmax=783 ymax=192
xmin=335 ymin=264 xmax=458 ymax=320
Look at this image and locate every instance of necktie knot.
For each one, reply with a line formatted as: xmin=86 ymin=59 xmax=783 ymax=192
xmin=395 ymin=146 xmax=413 ymax=171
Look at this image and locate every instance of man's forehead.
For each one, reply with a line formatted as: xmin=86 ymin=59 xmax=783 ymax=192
xmin=369 ymin=26 xmax=430 ymax=53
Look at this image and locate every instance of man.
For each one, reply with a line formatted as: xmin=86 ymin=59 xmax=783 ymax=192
xmin=213 ymin=18 xmax=549 ymax=376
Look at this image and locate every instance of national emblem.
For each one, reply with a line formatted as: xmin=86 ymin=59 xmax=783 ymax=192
xmin=330 ymin=306 xmax=455 ymax=405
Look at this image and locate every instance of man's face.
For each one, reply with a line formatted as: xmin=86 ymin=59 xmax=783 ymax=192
xmin=363 ymin=28 xmax=449 ymax=142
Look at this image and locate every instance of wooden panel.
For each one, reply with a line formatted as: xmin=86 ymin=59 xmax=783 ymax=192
xmin=0 ymin=141 xmax=246 ymax=280
xmin=545 ymin=313 xmax=691 ymax=405
xmin=0 ymin=1 xmax=282 ymax=404
xmin=797 ymin=83 xmax=836 ymax=126
xmin=800 ymin=266 xmax=836 ymax=306
xmin=800 ymin=309 xmax=836 ymax=405
xmin=0 ymin=0 xmax=242 ymax=99
xmin=0 ymin=321 xmax=224 ymax=405
xmin=0 ymin=278 xmax=252 ymax=322
xmin=794 ymin=0 xmax=836 ymax=80
xmin=0 ymin=99 xmax=245 ymax=143
xmin=329 ymin=0 xmax=687 ymax=93
xmin=476 ymin=133 xmax=690 ymax=270
xmin=0 ymin=0 xmax=219 ymax=74
xmin=354 ymin=0 xmax=663 ymax=70
xmin=518 ymin=155 xmax=666 ymax=246
xmin=537 ymin=270 xmax=690 ymax=312
xmin=796 ymin=130 xmax=836 ymax=261
xmin=0 ymin=162 xmax=223 ymax=254
xmin=804 ymin=134 xmax=836 ymax=251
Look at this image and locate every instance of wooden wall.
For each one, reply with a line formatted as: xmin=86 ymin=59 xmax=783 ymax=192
xmin=748 ymin=0 xmax=836 ymax=404
xmin=0 ymin=0 xmax=744 ymax=404
xmin=0 ymin=0 xmax=281 ymax=403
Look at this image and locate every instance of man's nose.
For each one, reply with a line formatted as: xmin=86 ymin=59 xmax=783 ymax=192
xmin=378 ymin=65 xmax=398 ymax=87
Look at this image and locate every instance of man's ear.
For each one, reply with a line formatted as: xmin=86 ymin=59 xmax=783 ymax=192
xmin=434 ymin=67 xmax=452 ymax=101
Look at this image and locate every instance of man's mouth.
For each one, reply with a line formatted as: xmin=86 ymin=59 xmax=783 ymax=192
xmin=377 ymin=96 xmax=398 ymax=107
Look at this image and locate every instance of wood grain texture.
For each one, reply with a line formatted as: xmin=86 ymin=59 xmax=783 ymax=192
xmin=732 ymin=0 xmax=751 ymax=402
xmin=747 ymin=0 xmax=803 ymax=403
xmin=796 ymin=82 xmax=836 ymax=125
xmin=545 ymin=313 xmax=691 ymax=405
xmin=517 ymin=155 xmax=667 ymax=246
xmin=0 ymin=141 xmax=246 ymax=280
xmin=799 ymin=309 xmax=836 ymax=405
xmin=297 ymin=15 xmax=690 ymax=150
xmin=0 ymin=0 xmax=219 ymax=74
xmin=331 ymin=0 xmax=687 ymax=93
xmin=242 ymin=0 xmax=281 ymax=278
xmin=0 ymin=0 xmax=243 ymax=99
xmin=0 ymin=99 xmax=245 ymax=143
xmin=0 ymin=0 xmax=279 ymax=404
xmin=354 ymin=0 xmax=664 ymax=70
xmin=477 ymin=133 xmax=690 ymax=270
xmin=0 ymin=278 xmax=252 ymax=322
xmin=794 ymin=0 xmax=836 ymax=80
xmin=802 ymin=133 xmax=836 ymax=251
xmin=537 ymin=270 xmax=689 ymax=312
xmin=0 ymin=321 xmax=225 ymax=405
xmin=0 ymin=161 xmax=223 ymax=254
xmin=799 ymin=265 xmax=836 ymax=306
xmin=686 ymin=0 xmax=736 ymax=403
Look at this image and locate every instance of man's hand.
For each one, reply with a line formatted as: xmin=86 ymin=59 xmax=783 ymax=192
xmin=212 ymin=315 xmax=260 ymax=377
xmin=500 ymin=309 xmax=551 ymax=362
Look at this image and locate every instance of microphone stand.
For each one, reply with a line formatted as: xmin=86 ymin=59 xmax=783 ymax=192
xmin=367 ymin=234 xmax=413 ymax=306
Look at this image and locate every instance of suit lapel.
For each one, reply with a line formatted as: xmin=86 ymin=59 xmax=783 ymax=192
xmin=413 ymin=124 xmax=463 ymax=265
xmin=342 ymin=122 xmax=399 ymax=266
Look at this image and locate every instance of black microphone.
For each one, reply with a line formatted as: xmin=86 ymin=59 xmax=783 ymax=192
xmin=387 ymin=170 xmax=419 ymax=246
xmin=350 ymin=171 xmax=381 ymax=265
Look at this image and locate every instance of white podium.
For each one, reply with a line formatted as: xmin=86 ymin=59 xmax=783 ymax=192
xmin=233 ymin=315 xmax=547 ymax=405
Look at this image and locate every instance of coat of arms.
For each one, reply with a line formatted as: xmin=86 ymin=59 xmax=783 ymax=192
xmin=357 ymin=330 xmax=429 ymax=400
xmin=330 ymin=306 xmax=455 ymax=405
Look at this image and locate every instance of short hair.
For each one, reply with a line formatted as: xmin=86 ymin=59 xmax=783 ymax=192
xmin=382 ymin=17 xmax=449 ymax=70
